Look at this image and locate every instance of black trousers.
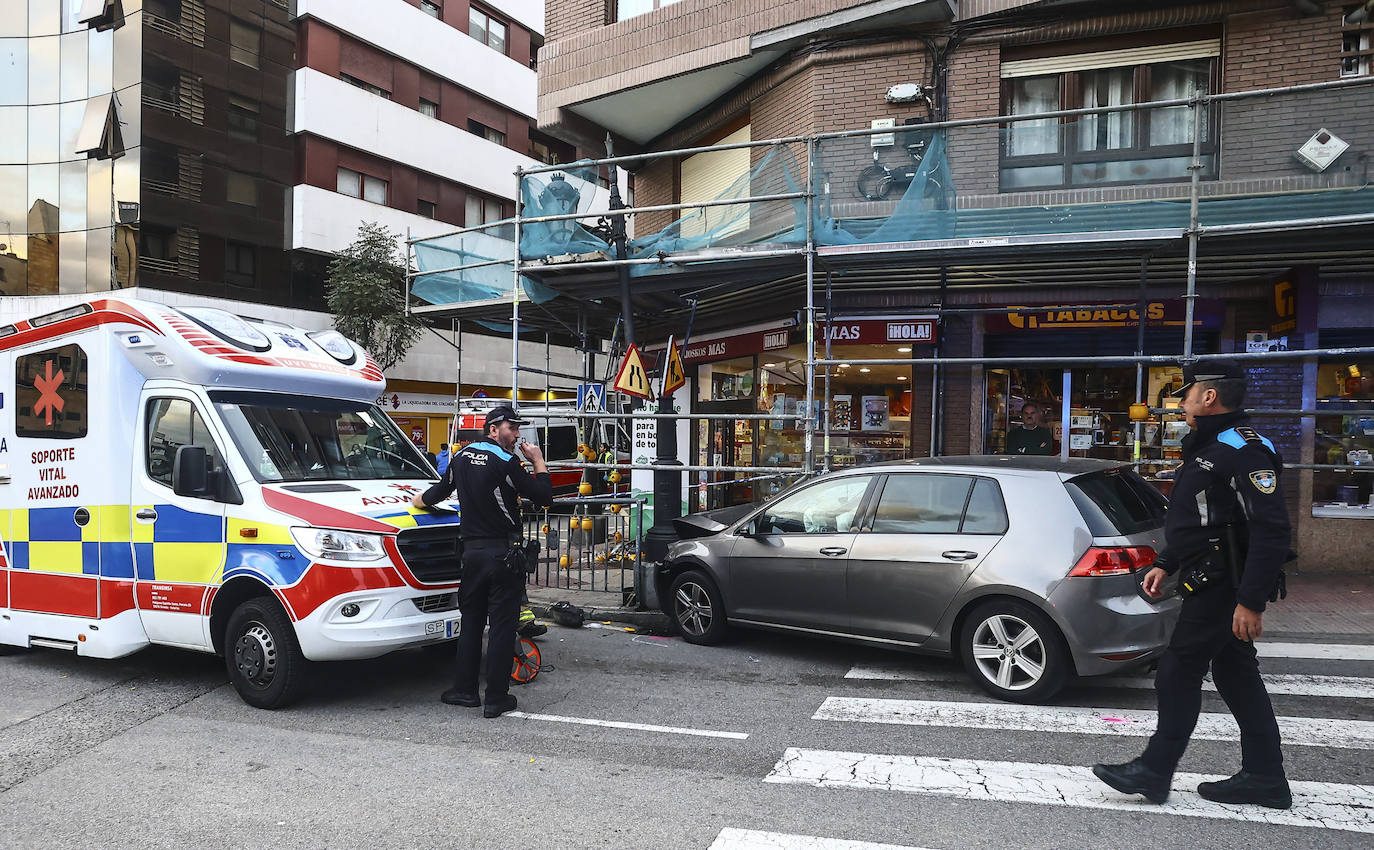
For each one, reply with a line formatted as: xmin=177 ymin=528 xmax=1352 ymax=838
xmin=454 ymin=541 xmax=522 ymax=703
xmin=1140 ymin=586 xmax=1284 ymax=777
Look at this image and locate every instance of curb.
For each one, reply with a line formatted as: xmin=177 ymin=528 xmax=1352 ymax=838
xmin=525 ymin=600 xmax=672 ymax=634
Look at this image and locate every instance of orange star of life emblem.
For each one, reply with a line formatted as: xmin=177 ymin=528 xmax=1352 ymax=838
xmin=33 ymin=360 xmax=65 ymax=426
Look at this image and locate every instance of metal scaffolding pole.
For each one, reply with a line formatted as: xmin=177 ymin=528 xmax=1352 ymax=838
xmin=511 ymin=167 xmax=523 ymax=404
xmin=804 ymin=138 xmax=817 ymax=473
xmin=1182 ymin=93 xmax=1205 ymax=363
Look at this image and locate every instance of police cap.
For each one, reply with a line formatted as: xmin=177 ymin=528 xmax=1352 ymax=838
xmin=1173 ymin=358 xmax=1246 ymax=398
xmin=484 ymin=405 xmax=529 ymax=429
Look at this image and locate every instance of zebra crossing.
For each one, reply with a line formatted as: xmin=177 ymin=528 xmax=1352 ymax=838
xmin=717 ymin=640 xmax=1374 ymax=847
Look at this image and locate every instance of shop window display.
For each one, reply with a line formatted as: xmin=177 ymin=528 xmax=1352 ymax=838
xmin=1313 ymin=359 xmax=1374 ymax=517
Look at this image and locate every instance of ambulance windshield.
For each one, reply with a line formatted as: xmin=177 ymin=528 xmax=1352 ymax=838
xmin=210 ymin=391 xmax=433 ymax=482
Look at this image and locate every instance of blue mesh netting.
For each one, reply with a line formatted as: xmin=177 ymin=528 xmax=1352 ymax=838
xmin=411 ymin=221 xmax=559 ymax=308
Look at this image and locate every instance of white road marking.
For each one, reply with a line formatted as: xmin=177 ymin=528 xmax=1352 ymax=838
xmin=1257 ymin=642 xmax=1374 ymax=661
xmin=505 ymin=711 xmax=748 ymax=740
xmin=765 ymin=748 xmax=1374 ymax=834
xmin=845 ymin=665 xmax=1374 ymax=698
xmin=813 ymin=697 xmax=1374 ymax=750
xmin=709 ymin=828 xmax=933 ymax=850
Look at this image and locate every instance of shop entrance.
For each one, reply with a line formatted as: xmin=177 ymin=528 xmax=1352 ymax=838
xmin=694 ymin=400 xmax=756 ymax=511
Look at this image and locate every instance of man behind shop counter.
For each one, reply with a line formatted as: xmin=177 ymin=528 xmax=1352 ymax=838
xmin=412 ymin=405 xmax=551 ymax=718
xmin=1006 ymin=403 xmax=1053 ymax=455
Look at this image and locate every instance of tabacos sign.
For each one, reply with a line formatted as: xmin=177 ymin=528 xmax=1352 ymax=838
xmin=987 ymin=300 xmax=1224 ymax=332
xmin=819 ymin=317 xmax=938 ymax=344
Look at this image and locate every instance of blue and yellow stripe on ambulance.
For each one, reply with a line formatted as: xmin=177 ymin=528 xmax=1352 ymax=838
xmin=0 ymin=506 xmax=134 ymax=577
xmin=131 ymin=504 xmax=225 ymax=584
xmin=222 ymin=517 xmax=308 ymax=587
xmin=365 ymin=506 xmax=462 ymax=530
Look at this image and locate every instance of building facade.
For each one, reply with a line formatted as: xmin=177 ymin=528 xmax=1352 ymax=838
xmin=517 ymin=0 xmax=1374 ymax=569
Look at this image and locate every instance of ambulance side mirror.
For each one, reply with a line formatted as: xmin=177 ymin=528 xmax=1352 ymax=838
xmin=173 ymin=445 xmax=209 ymax=498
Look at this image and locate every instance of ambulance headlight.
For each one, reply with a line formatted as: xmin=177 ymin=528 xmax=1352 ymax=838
xmin=179 ymin=307 xmax=273 ymax=352
xmin=307 ymin=329 xmax=359 ymax=365
xmin=290 ymin=527 xmax=387 ymax=562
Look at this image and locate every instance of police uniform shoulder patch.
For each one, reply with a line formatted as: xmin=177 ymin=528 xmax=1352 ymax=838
xmin=1249 ymin=469 xmax=1278 ymax=494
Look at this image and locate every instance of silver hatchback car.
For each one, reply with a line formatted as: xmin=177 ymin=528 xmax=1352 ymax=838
xmin=660 ymin=456 xmax=1180 ymax=703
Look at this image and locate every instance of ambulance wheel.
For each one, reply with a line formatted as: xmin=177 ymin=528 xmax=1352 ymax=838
xmin=225 ymin=598 xmax=308 ymax=709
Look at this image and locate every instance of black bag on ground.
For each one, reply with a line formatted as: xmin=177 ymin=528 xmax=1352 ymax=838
xmin=548 ymin=601 xmax=585 ymax=628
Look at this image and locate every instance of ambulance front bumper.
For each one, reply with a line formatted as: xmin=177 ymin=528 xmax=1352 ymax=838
xmin=292 ymin=584 xmax=461 ymax=662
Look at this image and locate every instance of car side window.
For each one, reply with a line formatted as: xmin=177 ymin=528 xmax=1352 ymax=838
xmin=961 ymin=477 xmax=1010 ymax=534
xmin=146 ymin=398 xmax=226 ymax=494
xmin=754 ymin=475 xmax=873 ymax=534
xmin=870 ymin=474 xmax=972 ymax=534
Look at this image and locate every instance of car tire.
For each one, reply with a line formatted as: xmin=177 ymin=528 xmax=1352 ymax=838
xmin=224 ymin=597 xmax=309 ymax=710
xmin=960 ymin=598 xmax=1070 ymax=703
xmin=668 ymin=569 xmax=729 ymax=645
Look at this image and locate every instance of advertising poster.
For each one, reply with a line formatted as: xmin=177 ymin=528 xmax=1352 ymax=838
xmin=862 ymin=395 xmax=889 ymax=432
xmin=832 ymin=395 xmax=853 ymax=431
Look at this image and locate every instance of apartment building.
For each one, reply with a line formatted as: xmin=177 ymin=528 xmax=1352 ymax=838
xmin=505 ymin=0 xmax=1374 ymax=566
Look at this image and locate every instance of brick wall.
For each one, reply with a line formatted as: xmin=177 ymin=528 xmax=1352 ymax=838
xmin=944 ymin=42 xmax=1001 ymax=198
xmin=547 ymin=0 xmax=606 ymax=42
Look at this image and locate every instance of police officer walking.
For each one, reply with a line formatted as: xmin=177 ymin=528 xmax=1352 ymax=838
xmin=1093 ymin=359 xmax=1292 ymax=809
xmin=413 ymin=406 xmax=551 ymax=718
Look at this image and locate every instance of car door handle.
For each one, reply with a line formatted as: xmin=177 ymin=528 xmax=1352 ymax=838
xmin=819 ymin=547 xmax=848 ymax=556
xmin=135 ymin=508 xmax=158 ymax=521
xmin=941 ymin=550 xmax=979 ymax=561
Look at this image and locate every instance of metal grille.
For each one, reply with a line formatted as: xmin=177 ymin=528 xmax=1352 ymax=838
xmin=413 ymin=593 xmax=459 ymax=614
xmin=396 ymin=525 xmax=462 ymax=584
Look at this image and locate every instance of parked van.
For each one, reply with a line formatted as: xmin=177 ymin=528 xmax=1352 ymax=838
xmin=453 ymin=399 xmax=629 ymax=497
xmin=0 ymin=298 xmax=462 ymax=708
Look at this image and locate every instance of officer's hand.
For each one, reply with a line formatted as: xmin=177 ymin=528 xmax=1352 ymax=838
xmin=1233 ymin=604 xmax=1263 ymax=641
xmin=1141 ymin=566 xmax=1169 ymax=599
xmin=518 ymin=440 xmax=545 ymax=464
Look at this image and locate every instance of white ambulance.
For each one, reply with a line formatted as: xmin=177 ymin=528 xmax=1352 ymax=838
xmin=0 ymin=297 xmax=462 ymax=708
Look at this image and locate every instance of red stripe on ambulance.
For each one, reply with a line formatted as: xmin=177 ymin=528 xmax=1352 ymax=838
xmin=277 ymin=563 xmax=406 ymax=620
xmin=9 ymin=572 xmax=99 ymax=617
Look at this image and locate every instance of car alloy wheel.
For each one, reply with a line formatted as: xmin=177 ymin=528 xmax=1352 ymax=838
xmin=969 ymin=613 xmax=1047 ymax=691
xmin=675 ymin=581 xmax=714 ymax=638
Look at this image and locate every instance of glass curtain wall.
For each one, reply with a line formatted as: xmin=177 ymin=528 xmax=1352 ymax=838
xmin=1 ymin=1 xmax=139 ymax=297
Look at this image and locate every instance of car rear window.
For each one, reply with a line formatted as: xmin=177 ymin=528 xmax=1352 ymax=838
xmin=1066 ymin=468 xmax=1168 ymax=536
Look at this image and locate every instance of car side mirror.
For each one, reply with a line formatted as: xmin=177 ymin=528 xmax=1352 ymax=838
xmin=172 ymin=445 xmax=209 ymax=497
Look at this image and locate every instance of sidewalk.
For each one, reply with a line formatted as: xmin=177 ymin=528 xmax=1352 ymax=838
xmin=525 ymin=572 xmax=1374 ymax=639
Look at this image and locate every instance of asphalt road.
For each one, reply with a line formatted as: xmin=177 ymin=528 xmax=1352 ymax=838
xmin=2 ymin=624 xmax=1372 ymax=849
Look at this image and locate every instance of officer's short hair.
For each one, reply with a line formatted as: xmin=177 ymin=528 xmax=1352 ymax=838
xmin=1199 ymin=378 xmax=1247 ymax=410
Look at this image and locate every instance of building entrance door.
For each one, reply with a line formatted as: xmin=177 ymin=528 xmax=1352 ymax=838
xmin=694 ymin=401 xmax=756 ymax=511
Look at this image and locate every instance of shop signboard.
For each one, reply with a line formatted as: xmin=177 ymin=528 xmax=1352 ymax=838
xmin=375 ymin=391 xmax=460 ymax=413
xmin=986 ymin=300 xmax=1224 ymax=332
xmin=819 ymin=317 xmax=938 ymax=344
xmin=681 ymin=327 xmax=793 ymax=364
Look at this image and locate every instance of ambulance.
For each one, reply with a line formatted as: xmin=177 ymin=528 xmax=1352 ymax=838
xmin=0 ymin=297 xmax=463 ymax=708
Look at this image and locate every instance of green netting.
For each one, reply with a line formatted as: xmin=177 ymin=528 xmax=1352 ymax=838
xmin=411 ymin=220 xmax=559 ymax=308
xmin=520 ymin=160 xmax=614 ymax=259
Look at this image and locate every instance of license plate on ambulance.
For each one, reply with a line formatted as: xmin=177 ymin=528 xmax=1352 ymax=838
xmin=425 ymin=616 xmax=461 ymax=638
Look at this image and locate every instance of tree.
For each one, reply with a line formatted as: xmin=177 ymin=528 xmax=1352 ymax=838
xmin=325 ymin=221 xmax=424 ymax=372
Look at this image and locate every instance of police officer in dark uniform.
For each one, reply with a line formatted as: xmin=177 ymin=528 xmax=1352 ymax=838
xmin=412 ymin=405 xmax=551 ymax=718
xmin=1093 ymin=359 xmax=1292 ymax=809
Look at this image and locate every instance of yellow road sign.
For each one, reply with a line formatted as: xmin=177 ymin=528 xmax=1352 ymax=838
xmin=613 ymin=343 xmax=654 ymax=400
xmin=662 ymin=335 xmax=686 ymax=396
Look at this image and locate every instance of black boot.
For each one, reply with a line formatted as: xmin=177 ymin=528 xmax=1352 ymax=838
xmin=1091 ymin=758 xmax=1172 ymax=804
xmin=484 ymin=693 xmax=518 ymax=718
xmin=1197 ymin=771 xmax=1292 ymax=809
xmin=519 ymin=621 xmax=548 ymax=638
xmin=440 ymin=689 xmax=481 ymax=707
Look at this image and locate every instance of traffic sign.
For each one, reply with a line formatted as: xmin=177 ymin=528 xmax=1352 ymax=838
xmin=577 ymin=383 xmax=605 ymax=411
xmin=613 ymin=343 xmax=654 ymax=400
xmin=661 ymin=335 xmax=686 ymax=396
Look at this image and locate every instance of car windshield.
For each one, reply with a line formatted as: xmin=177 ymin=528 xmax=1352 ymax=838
xmin=210 ymin=391 xmax=433 ymax=482
xmin=1065 ymin=467 xmax=1168 ymax=536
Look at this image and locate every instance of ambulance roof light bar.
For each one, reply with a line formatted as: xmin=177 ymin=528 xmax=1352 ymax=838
xmin=30 ymin=303 xmax=94 ymax=328
xmin=178 ymin=306 xmax=272 ymax=352
xmin=307 ymin=329 xmax=359 ymax=365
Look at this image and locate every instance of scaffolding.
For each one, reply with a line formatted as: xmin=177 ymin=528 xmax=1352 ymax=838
xmin=406 ymin=75 xmax=1374 ymax=497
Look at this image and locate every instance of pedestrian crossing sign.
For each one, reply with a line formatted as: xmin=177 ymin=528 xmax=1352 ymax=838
xmin=662 ymin=335 xmax=686 ymax=396
xmin=613 ymin=343 xmax=654 ymax=400
xmin=577 ymin=382 xmax=605 ymax=412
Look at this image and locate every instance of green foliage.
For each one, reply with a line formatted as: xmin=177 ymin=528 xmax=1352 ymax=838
xmin=325 ymin=222 xmax=423 ymax=372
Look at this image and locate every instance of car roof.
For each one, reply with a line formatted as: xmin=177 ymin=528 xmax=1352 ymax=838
xmin=856 ymin=455 xmax=1127 ymax=476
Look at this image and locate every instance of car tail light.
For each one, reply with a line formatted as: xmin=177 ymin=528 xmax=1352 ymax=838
xmin=1068 ymin=546 xmax=1156 ymax=577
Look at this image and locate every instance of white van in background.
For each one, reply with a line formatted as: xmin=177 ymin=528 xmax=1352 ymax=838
xmin=453 ymin=399 xmax=629 ymax=497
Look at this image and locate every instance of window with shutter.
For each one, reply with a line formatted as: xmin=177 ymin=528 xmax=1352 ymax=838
xmin=679 ymin=124 xmax=750 ymax=240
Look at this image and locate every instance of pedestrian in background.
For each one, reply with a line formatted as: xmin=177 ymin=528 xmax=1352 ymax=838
xmin=413 ymin=406 xmax=551 ymax=718
xmin=1093 ymin=359 xmax=1292 ymax=809
xmin=436 ymin=442 xmax=451 ymax=475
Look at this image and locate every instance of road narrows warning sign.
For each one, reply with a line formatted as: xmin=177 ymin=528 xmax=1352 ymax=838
xmin=613 ymin=343 xmax=654 ymax=400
